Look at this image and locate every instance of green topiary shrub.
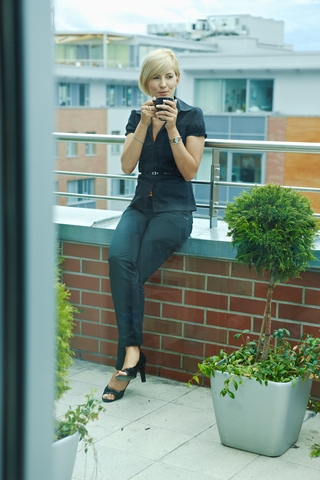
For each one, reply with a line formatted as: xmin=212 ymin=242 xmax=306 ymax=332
xmin=224 ymin=184 xmax=319 ymax=360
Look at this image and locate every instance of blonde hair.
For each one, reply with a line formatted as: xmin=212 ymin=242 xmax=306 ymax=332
xmin=138 ymin=48 xmax=180 ymax=96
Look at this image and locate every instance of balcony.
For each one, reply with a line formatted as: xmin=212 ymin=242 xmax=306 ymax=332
xmin=62 ymin=358 xmax=320 ymax=479
xmin=53 ymin=135 xmax=320 ymax=401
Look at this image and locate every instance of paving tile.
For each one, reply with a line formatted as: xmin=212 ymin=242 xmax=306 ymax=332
xmin=173 ymin=385 xmax=215 ymax=413
xmin=161 ymin=437 xmax=257 ymax=479
xmin=279 ymin=412 xmax=320 ymax=469
xmin=58 ymin=378 xmax=102 ymax=406
xmin=140 ymin=401 xmax=214 ymax=436
xmin=83 ymin=411 xmax=134 ymax=443
xmin=196 ymin=423 xmax=221 ymax=443
xmin=70 ymin=367 xmax=109 ymax=388
xmin=128 ymin=374 xmax=192 ymax=402
xmin=231 ymin=456 xmax=320 ymax=480
xmin=97 ymin=421 xmax=191 ymax=460
xmin=72 ymin=443 xmax=152 ymax=480
xmin=132 ymin=461 xmax=220 ymax=479
xmin=65 ymin=359 xmax=320 ymax=480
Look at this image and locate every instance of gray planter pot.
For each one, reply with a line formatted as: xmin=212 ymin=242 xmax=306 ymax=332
xmin=52 ymin=431 xmax=80 ymax=480
xmin=210 ymin=370 xmax=312 ymax=457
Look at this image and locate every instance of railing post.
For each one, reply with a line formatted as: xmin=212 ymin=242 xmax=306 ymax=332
xmin=209 ymin=148 xmax=220 ymax=228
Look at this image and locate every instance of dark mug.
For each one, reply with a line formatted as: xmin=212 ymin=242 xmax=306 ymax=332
xmin=154 ymin=97 xmax=174 ymax=111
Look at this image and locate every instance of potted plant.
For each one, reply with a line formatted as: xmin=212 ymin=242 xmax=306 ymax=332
xmin=53 ymin=255 xmax=104 ymax=480
xmin=190 ymin=184 xmax=320 ymax=457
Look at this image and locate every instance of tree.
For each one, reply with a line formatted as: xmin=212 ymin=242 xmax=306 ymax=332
xmin=224 ymin=184 xmax=319 ymax=361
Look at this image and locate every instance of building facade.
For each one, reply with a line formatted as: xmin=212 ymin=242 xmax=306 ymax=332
xmin=54 ymin=14 xmax=320 ymax=214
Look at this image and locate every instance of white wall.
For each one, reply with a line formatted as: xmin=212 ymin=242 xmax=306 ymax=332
xmin=90 ymin=81 xmax=106 ymax=107
xmin=177 ymin=72 xmax=196 ymax=106
xmin=274 ymin=71 xmax=320 ymax=115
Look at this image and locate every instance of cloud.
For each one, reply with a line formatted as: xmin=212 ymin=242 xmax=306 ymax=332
xmin=53 ymin=0 xmax=320 ymax=50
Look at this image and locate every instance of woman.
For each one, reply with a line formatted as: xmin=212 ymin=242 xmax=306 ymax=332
xmin=102 ymin=48 xmax=206 ymax=402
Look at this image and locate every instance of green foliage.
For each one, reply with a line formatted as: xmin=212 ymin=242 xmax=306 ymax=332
xmin=55 ymin=247 xmax=105 ymax=465
xmin=55 ymin=391 xmax=104 ymax=453
xmin=55 ymin=259 xmax=77 ymax=401
xmin=308 ymin=400 xmax=320 ymax=457
xmin=310 ymin=444 xmax=320 ymax=458
xmin=224 ymin=184 xmax=319 ymax=360
xmin=224 ymin=184 xmax=319 ymax=283
xmin=188 ymin=329 xmax=320 ymax=399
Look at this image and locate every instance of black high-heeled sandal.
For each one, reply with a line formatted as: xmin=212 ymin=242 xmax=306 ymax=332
xmin=102 ymin=384 xmax=128 ymax=403
xmin=115 ymin=351 xmax=147 ymax=383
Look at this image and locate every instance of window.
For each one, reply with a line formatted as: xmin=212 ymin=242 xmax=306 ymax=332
xmin=79 ymin=83 xmax=89 ymax=106
xmin=67 ymin=179 xmax=95 ymax=208
xmin=122 ymin=86 xmax=132 ymax=106
xmin=58 ymin=82 xmax=89 ymax=106
xmin=232 ymin=153 xmax=262 ymax=183
xmin=224 ymin=79 xmax=246 ymax=113
xmin=249 ymin=80 xmax=273 ymax=112
xmin=66 ymin=138 xmax=77 ymax=158
xmin=111 ymin=130 xmax=120 ymax=154
xmin=59 ymin=83 xmax=71 ymax=106
xmin=111 ymin=177 xmax=135 ymax=197
xmin=107 ymin=43 xmax=131 ymax=68
xmin=106 ymin=84 xmax=147 ymax=107
xmin=106 ymin=85 xmax=115 ymax=106
xmin=195 ymin=79 xmax=273 ymax=114
xmin=195 ymin=79 xmax=222 ymax=114
xmin=85 ymin=132 xmax=96 ymax=156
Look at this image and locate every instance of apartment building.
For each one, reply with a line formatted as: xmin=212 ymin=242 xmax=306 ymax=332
xmin=54 ymin=14 xmax=320 ymax=214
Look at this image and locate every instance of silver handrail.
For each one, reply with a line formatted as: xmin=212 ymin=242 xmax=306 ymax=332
xmin=53 ymin=133 xmax=320 ymax=226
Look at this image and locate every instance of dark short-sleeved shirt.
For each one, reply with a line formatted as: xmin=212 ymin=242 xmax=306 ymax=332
xmin=125 ymin=98 xmax=207 ymax=212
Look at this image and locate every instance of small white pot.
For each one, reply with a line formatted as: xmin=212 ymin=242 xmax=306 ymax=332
xmin=210 ymin=371 xmax=312 ymax=457
xmin=52 ymin=431 xmax=80 ymax=480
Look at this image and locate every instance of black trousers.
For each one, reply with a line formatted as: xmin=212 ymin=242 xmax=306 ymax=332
xmin=108 ymin=201 xmax=193 ymax=370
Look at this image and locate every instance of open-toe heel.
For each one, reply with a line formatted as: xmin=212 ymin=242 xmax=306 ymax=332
xmin=139 ymin=363 xmax=146 ymax=383
xmin=116 ymin=351 xmax=147 ymax=383
xmin=102 ymin=384 xmax=128 ymax=403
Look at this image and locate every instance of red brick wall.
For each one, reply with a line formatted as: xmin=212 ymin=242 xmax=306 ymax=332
xmin=61 ymin=240 xmax=320 ymax=396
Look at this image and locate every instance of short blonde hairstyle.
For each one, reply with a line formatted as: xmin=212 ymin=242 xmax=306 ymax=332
xmin=138 ymin=48 xmax=180 ymax=96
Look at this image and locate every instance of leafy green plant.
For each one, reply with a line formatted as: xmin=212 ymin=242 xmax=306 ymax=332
xmin=55 ymin=250 xmax=105 ymax=467
xmin=55 ymin=390 xmax=104 ymax=452
xmin=308 ymin=399 xmax=320 ymax=458
xmin=224 ymin=184 xmax=319 ymax=361
xmin=189 ymin=329 xmax=320 ymax=399
xmin=55 ymin=270 xmax=77 ymax=400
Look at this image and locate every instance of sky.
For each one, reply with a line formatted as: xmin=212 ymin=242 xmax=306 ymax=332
xmin=53 ymin=0 xmax=320 ymax=51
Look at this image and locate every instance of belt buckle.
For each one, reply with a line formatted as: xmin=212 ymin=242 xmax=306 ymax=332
xmin=151 ymin=171 xmax=159 ymax=175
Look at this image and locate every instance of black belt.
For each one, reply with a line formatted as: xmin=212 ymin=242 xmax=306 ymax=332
xmin=140 ymin=171 xmax=182 ymax=176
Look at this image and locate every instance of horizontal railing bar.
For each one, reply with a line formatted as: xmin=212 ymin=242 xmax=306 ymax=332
xmin=54 ymin=191 xmax=210 ymax=210
xmin=53 ymin=133 xmax=320 ymax=154
xmin=205 ymin=138 xmax=320 ymax=154
xmin=54 ymin=170 xmax=135 ymax=180
xmin=53 ymin=133 xmax=320 ymax=221
xmin=54 ymin=171 xmax=320 ymax=195
xmin=217 ymin=181 xmax=320 ymax=193
xmin=54 ymin=170 xmax=213 ymax=186
xmin=54 ymin=192 xmax=132 ymax=202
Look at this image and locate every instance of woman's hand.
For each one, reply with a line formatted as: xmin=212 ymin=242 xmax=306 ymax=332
xmin=140 ymin=100 xmax=156 ymax=126
xmin=155 ymin=98 xmax=178 ymax=129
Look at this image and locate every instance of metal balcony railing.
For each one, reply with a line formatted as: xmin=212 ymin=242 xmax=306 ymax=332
xmin=53 ymin=133 xmax=320 ymax=228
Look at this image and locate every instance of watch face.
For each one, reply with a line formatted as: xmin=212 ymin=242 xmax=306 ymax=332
xmin=174 ymin=137 xmax=179 ymax=143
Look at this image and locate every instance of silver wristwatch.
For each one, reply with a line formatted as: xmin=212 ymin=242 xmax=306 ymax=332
xmin=169 ymin=136 xmax=182 ymax=144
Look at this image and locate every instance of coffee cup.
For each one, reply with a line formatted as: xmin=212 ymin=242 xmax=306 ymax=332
xmin=154 ymin=97 xmax=174 ymax=111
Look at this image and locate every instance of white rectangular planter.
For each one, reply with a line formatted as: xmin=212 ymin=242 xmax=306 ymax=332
xmin=52 ymin=431 xmax=80 ymax=480
xmin=210 ymin=371 xmax=312 ymax=457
